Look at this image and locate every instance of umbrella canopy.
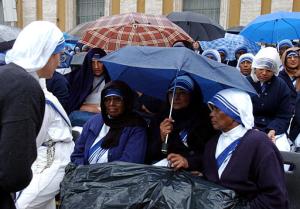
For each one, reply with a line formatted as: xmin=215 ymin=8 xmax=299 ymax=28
xmin=79 ymin=12 xmax=193 ymax=52
xmin=240 ymin=11 xmax=300 ymax=44
xmin=200 ymin=33 xmax=260 ymax=60
xmin=0 ymin=24 xmax=21 ymax=42
xmin=67 ymin=20 xmax=96 ymax=38
xmin=167 ymin=11 xmax=225 ymax=41
xmin=100 ymin=46 xmax=256 ymax=102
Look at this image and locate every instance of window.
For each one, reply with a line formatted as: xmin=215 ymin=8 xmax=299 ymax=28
xmin=183 ymin=0 xmax=220 ymax=24
xmin=76 ymin=0 xmax=105 ymax=24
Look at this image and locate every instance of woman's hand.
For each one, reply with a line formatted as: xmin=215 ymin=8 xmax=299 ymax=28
xmin=160 ymin=118 xmax=174 ymax=142
xmin=267 ymin=130 xmax=276 ymax=143
xmin=167 ymin=153 xmax=189 ymax=170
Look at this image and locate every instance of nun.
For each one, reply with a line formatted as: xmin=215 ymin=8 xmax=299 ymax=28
xmin=202 ymin=49 xmax=221 ymax=62
xmin=247 ymin=47 xmax=292 ymax=151
xmin=236 ymin=53 xmax=254 ymax=76
xmin=203 ymin=88 xmax=288 ymax=209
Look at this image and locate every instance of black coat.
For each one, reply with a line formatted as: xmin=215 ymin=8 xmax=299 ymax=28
xmin=247 ymin=75 xmax=292 ymax=135
xmin=0 ymin=63 xmax=45 ymax=209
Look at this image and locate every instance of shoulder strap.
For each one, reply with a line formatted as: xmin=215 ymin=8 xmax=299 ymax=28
xmin=46 ymin=99 xmax=71 ymax=127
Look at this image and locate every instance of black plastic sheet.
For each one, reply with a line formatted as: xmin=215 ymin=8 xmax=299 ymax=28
xmin=60 ymin=162 xmax=249 ymax=209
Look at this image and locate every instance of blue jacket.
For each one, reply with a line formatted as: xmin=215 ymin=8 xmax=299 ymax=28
xmin=247 ymin=75 xmax=292 ymax=135
xmin=71 ymin=114 xmax=147 ymax=165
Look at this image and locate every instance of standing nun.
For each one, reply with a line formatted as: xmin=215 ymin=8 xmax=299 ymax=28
xmin=1 ymin=21 xmax=64 ymax=209
xmin=203 ymin=88 xmax=288 ymax=209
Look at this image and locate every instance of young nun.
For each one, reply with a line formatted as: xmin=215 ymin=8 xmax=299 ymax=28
xmin=236 ymin=53 xmax=254 ymax=76
xmin=203 ymin=88 xmax=288 ymax=209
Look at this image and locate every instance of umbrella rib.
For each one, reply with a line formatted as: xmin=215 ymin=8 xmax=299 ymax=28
xmin=281 ymin=18 xmax=300 ymax=40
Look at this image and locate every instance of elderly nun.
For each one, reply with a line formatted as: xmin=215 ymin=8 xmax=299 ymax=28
xmin=246 ymin=47 xmax=292 ymax=151
xmin=0 ymin=21 xmax=65 ymax=209
xmin=203 ymin=88 xmax=288 ymax=209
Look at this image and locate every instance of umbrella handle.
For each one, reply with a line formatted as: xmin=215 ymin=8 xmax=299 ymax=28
xmin=161 ymin=76 xmax=177 ymax=154
xmin=161 ymin=134 xmax=169 ymax=154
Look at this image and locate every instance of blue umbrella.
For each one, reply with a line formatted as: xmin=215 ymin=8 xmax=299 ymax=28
xmin=200 ymin=33 xmax=260 ymax=60
xmin=100 ymin=46 xmax=256 ymax=103
xmin=240 ymin=11 xmax=300 ymax=44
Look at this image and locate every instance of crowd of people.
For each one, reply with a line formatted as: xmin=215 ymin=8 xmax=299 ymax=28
xmin=2 ymin=19 xmax=300 ymax=209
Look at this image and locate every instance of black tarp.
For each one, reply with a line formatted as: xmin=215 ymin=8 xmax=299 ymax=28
xmin=60 ymin=162 xmax=249 ymax=209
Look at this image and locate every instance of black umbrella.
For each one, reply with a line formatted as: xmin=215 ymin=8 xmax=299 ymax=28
xmin=226 ymin=26 xmax=245 ymax=34
xmin=167 ymin=11 xmax=225 ymax=41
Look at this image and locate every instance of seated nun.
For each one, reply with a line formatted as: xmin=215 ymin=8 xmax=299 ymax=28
xmin=203 ymin=88 xmax=288 ymax=209
xmin=71 ymin=80 xmax=147 ymax=165
xmin=146 ymin=75 xmax=215 ymax=171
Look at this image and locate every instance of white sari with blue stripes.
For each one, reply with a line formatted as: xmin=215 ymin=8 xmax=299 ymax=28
xmin=88 ymin=123 xmax=110 ymax=164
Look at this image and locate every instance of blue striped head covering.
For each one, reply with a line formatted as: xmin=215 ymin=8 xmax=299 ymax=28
xmin=235 ymin=46 xmax=248 ymax=55
xmin=208 ymin=88 xmax=254 ymax=130
xmin=217 ymin=47 xmax=229 ymax=60
xmin=277 ymin=39 xmax=293 ymax=51
xmin=168 ymin=75 xmax=194 ymax=93
xmin=286 ymin=50 xmax=299 ymax=58
xmin=92 ymin=53 xmax=102 ymax=61
xmin=52 ymin=36 xmax=65 ymax=54
xmin=202 ymin=49 xmax=221 ymax=62
xmin=103 ymin=89 xmax=123 ymax=98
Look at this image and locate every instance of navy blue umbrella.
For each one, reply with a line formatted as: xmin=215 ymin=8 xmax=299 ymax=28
xmin=101 ymin=46 xmax=256 ymax=102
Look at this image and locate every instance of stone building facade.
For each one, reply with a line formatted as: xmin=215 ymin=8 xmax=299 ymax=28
xmin=1 ymin=0 xmax=300 ymax=32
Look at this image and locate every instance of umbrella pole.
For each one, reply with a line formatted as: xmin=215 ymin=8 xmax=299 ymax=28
xmin=161 ymin=73 xmax=178 ymax=154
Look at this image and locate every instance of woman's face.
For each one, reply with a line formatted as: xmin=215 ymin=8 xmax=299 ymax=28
xmin=92 ymin=59 xmax=104 ymax=76
xmin=286 ymin=55 xmax=299 ymax=70
xmin=168 ymin=88 xmax=191 ymax=110
xmin=104 ymin=96 xmax=124 ymax=118
xmin=255 ymin=68 xmax=274 ymax=82
xmin=209 ymin=104 xmax=237 ymax=132
xmin=239 ymin=60 xmax=252 ymax=76
xmin=37 ymin=53 xmax=61 ymax=79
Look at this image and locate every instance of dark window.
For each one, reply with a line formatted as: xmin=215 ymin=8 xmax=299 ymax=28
xmin=76 ymin=0 xmax=105 ymax=24
xmin=183 ymin=0 xmax=220 ymax=24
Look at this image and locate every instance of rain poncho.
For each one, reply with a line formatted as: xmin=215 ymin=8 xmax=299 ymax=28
xmin=251 ymin=47 xmax=282 ymax=82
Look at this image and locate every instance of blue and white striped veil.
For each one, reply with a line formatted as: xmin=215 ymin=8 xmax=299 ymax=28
xmin=208 ymin=88 xmax=254 ymax=130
